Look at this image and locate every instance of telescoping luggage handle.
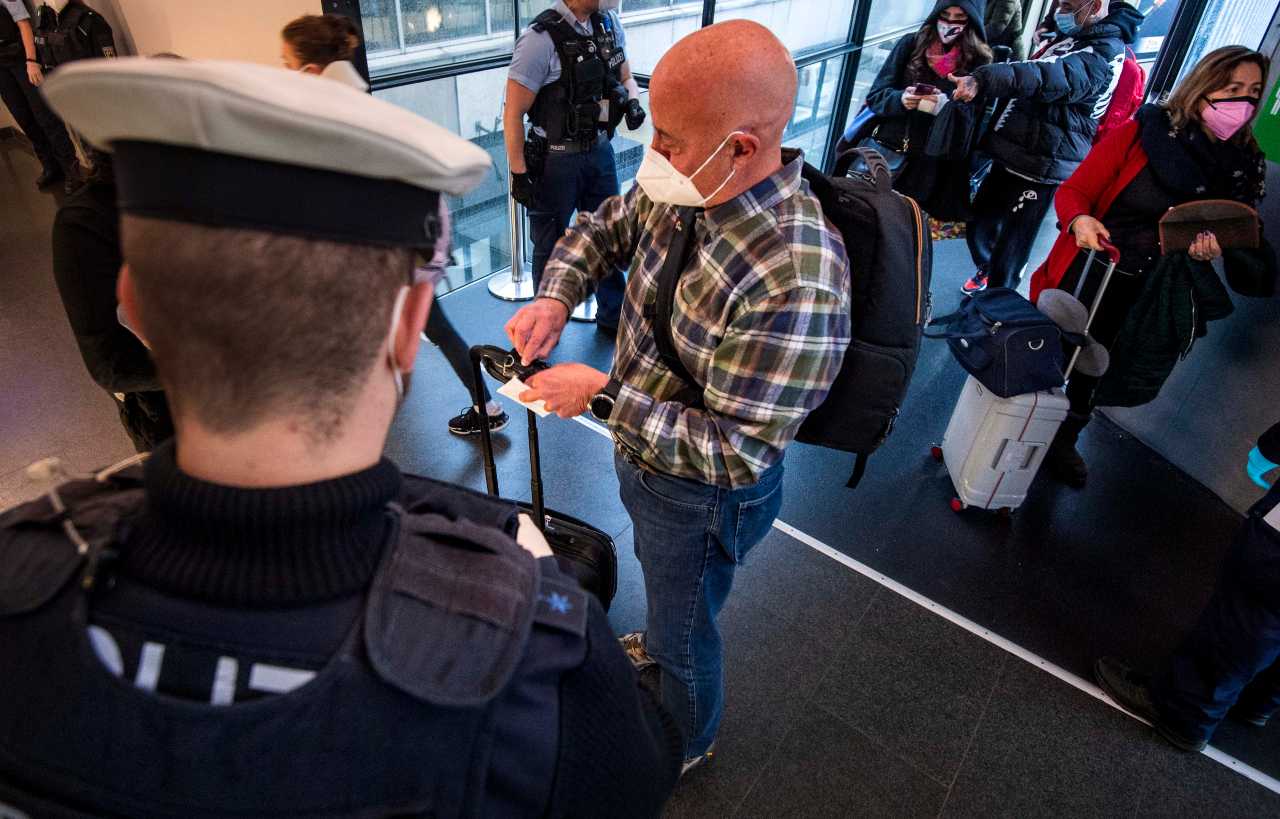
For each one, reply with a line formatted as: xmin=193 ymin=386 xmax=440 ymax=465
xmin=1064 ymin=240 xmax=1121 ymax=380
xmin=469 ymin=345 xmax=548 ymax=532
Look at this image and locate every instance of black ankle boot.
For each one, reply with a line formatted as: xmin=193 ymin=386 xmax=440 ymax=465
xmin=1046 ymin=412 xmax=1090 ymax=488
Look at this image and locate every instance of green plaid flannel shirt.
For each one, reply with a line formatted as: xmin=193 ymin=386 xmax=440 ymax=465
xmin=539 ymin=154 xmax=851 ymax=488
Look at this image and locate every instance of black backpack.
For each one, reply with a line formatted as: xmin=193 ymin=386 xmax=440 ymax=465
xmin=654 ymin=147 xmax=932 ymax=488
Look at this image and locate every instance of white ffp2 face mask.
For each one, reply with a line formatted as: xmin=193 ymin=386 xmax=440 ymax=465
xmin=635 ymin=131 xmax=744 ymax=207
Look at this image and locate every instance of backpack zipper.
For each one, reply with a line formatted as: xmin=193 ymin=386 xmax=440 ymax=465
xmin=904 ymin=195 xmax=925 ymax=323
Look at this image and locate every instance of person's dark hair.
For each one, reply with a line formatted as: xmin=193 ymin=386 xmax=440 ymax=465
xmin=121 ymin=217 xmax=413 ymax=441
xmin=1165 ymin=45 xmax=1270 ymax=150
xmin=282 ymin=14 xmax=361 ymax=69
xmin=905 ymin=9 xmax=993 ymax=86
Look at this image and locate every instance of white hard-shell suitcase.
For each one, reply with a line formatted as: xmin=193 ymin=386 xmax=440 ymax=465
xmin=936 ymin=378 xmax=1069 ymax=513
xmin=932 ymin=246 xmax=1120 ymax=514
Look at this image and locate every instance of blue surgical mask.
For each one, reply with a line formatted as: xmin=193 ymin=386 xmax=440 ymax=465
xmin=1054 ymin=11 xmax=1082 ymax=36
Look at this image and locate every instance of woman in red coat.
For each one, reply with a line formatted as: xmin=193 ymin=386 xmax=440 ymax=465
xmin=1032 ymin=46 xmax=1271 ymax=487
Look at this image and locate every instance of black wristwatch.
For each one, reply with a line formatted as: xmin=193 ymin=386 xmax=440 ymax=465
xmin=589 ymin=378 xmax=621 ymax=423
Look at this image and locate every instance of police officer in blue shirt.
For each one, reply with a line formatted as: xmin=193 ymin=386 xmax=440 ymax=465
xmin=503 ymin=0 xmax=645 ymax=335
xmin=0 ymin=0 xmax=80 ymax=191
xmin=0 ymin=58 xmax=680 ymax=817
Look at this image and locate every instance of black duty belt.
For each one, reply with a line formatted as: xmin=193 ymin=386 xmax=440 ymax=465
xmin=546 ymin=133 xmax=603 ymax=156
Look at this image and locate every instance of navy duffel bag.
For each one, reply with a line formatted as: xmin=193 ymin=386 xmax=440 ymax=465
xmin=924 ymin=288 xmax=1074 ymax=398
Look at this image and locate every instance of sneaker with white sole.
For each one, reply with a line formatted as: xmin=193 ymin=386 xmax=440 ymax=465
xmin=961 ymin=270 xmax=989 ymax=296
xmin=448 ymin=406 xmax=509 ymax=436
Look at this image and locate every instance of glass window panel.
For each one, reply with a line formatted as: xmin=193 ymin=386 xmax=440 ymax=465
xmin=862 ymin=0 xmax=936 ymax=42
xmin=616 ymin=1 xmax=704 ymax=76
xmin=785 ymin=55 xmax=846 ymax=169
xmin=715 ymin=0 xmax=857 ymax=55
xmin=841 ymin=36 xmax=901 ymax=130
xmin=375 ymin=67 xmax=513 ymax=295
xmin=1178 ymin=0 xmax=1274 ymax=80
xmin=1130 ymin=0 xmax=1185 ymax=66
xmin=360 ymin=0 xmax=402 ymax=55
xmin=362 ymin=0 xmax=518 ymax=78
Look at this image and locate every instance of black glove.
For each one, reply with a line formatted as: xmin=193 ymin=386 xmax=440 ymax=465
xmin=511 ymin=172 xmax=536 ymax=208
xmin=625 ymin=98 xmax=646 ymax=131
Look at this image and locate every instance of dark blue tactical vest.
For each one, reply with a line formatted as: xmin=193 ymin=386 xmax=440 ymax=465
xmin=0 ymin=467 xmax=590 ymax=818
xmin=527 ymin=9 xmax=625 ymax=149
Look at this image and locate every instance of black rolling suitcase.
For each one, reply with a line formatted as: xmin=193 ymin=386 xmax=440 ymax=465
xmin=469 ymin=345 xmax=618 ymax=610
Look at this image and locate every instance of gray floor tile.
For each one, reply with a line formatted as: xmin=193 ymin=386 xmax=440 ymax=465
xmin=669 ymin=697 xmax=813 ymax=815
xmin=740 ymin=710 xmax=949 ymax=819
xmin=717 ymin=533 xmax=862 ymax=711
xmin=812 ymin=591 xmax=1007 ymax=785
xmin=1135 ymin=742 xmax=1280 ymax=818
xmin=725 ymin=526 xmax=880 ymax=645
xmin=942 ymin=659 xmax=1164 ymax=818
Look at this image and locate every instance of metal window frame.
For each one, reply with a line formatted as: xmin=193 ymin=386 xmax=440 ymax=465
xmin=1145 ymin=0 xmax=1215 ymax=100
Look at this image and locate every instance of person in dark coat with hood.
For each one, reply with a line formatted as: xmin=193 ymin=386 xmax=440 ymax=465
xmin=864 ymin=0 xmax=993 ymax=221
xmin=953 ymin=0 xmax=1143 ymax=294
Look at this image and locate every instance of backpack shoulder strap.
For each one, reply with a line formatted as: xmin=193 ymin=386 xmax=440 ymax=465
xmin=653 ymin=207 xmax=706 ymax=405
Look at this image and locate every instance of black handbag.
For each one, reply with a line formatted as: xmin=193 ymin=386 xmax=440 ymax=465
xmin=852 ymin=126 xmax=908 ymax=178
xmin=470 ymin=346 xmax=619 ymax=609
xmin=924 ymin=288 xmax=1076 ymax=398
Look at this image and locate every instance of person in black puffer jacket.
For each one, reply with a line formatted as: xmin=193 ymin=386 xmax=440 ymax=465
xmin=954 ymin=0 xmax=1143 ymax=295
xmin=864 ymin=0 xmax=993 ymax=221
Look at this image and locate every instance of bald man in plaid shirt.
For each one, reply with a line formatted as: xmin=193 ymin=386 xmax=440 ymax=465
xmin=509 ymin=20 xmax=850 ymax=774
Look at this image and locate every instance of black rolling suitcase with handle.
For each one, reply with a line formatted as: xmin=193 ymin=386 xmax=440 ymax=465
xmin=469 ymin=345 xmax=618 ymax=610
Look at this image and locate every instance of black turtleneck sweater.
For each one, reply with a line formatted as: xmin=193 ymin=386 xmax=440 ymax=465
xmin=120 ymin=441 xmax=402 ymax=607
xmin=90 ymin=442 xmax=403 ymax=703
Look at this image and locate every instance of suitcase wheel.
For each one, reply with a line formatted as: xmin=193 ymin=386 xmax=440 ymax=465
xmin=996 ymin=507 xmax=1013 ymax=519
xmin=949 ymin=498 xmax=965 ymax=513
xmin=930 ymin=446 xmax=944 ymax=463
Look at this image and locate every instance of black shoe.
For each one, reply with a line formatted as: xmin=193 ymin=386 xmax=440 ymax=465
xmin=1046 ymin=440 xmax=1088 ymax=488
xmin=35 ymin=167 xmax=63 ymax=189
xmin=1229 ymin=698 xmax=1273 ymax=727
xmin=448 ymin=406 xmax=509 ymax=436
xmin=1230 ymin=708 xmax=1271 ymax=728
xmin=1094 ymin=657 xmax=1207 ymax=752
xmin=596 ymin=320 xmax=619 ymax=339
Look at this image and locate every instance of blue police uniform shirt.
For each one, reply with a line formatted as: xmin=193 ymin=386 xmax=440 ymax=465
xmin=1 ymin=0 xmax=30 ymax=23
xmin=507 ymin=0 xmax=626 ymax=93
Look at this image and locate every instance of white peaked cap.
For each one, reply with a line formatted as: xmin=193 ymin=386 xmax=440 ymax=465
xmin=42 ymin=57 xmax=491 ymax=196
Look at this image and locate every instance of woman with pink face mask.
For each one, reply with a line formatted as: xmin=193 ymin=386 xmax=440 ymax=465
xmin=860 ymin=0 xmax=993 ymax=220
xmin=1031 ymin=46 xmax=1276 ymax=488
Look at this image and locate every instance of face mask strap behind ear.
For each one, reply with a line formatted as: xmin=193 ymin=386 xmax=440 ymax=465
xmin=692 ymin=130 xmax=746 ymax=205
xmin=386 ymin=285 xmax=410 ymax=404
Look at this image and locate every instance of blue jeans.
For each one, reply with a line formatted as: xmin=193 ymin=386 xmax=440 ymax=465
xmin=529 ymin=137 xmax=626 ymax=327
xmin=1152 ymin=482 xmax=1280 ymax=742
xmin=615 ymin=453 xmax=785 ymax=757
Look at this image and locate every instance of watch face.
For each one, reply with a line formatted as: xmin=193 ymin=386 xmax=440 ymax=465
xmin=590 ymin=394 xmax=613 ymax=421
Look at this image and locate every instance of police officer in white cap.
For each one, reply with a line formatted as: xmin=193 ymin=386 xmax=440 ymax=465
xmin=0 ymin=58 xmax=680 ymax=817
